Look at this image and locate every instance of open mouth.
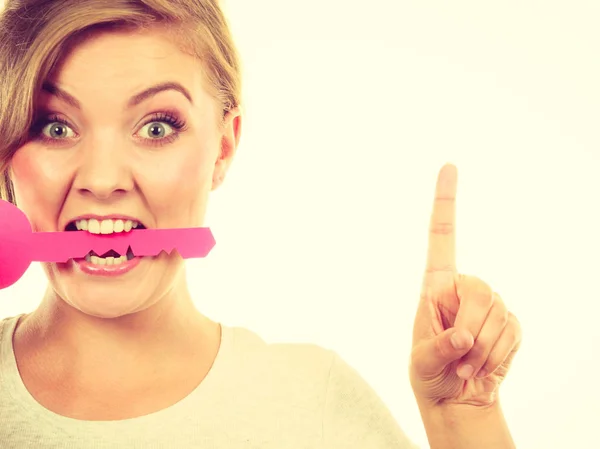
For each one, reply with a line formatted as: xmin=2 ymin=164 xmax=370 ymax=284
xmin=65 ymin=218 xmax=147 ymax=265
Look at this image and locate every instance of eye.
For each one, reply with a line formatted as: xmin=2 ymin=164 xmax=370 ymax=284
xmin=134 ymin=112 xmax=187 ymax=146
xmin=138 ymin=121 xmax=175 ymax=139
xmin=41 ymin=121 xmax=76 ymax=139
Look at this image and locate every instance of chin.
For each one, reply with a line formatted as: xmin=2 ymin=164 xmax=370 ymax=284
xmin=43 ymin=256 xmax=183 ymax=319
xmin=63 ymin=292 xmax=153 ymax=319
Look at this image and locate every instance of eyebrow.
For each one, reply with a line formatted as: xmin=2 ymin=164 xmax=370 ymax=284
xmin=41 ymin=81 xmax=193 ymax=109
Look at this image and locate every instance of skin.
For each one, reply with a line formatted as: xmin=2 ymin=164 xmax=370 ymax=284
xmin=4 ymin=23 xmax=520 ymax=444
xmin=410 ymin=165 xmax=521 ymax=409
xmin=8 ymin=27 xmax=241 ymax=420
xmin=408 ymin=164 xmax=522 ymax=448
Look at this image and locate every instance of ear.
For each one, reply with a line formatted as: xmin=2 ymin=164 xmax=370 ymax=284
xmin=212 ymin=107 xmax=242 ymax=191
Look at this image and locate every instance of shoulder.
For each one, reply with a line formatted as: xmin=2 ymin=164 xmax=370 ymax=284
xmin=0 ymin=315 xmax=22 ymax=385
xmin=223 ymin=326 xmax=419 ymax=448
xmin=321 ymin=352 xmax=420 ymax=448
xmin=226 ymin=325 xmax=336 ymax=387
xmin=0 ymin=314 xmax=20 ymax=326
xmin=0 ymin=314 xmax=21 ymax=343
xmin=224 ymin=325 xmax=376 ymax=398
xmin=230 ymin=326 xmax=334 ymax=365
xmin=223 ymin=325 xmax=337 ymax=410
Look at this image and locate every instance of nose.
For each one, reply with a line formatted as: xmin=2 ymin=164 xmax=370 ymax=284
xmin=72 ymin=141 xmax=134 ymax=200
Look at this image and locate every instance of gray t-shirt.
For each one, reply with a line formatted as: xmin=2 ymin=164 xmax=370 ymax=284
xmin=0 ymin=315 xmax=419 ymax=448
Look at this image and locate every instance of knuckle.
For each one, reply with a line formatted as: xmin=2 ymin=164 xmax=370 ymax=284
xmin=457 ymin=275 xmax=493 ymax=306
xmin=491 ymin=302 xmax=509 ymax=327
xmin=506 ymin=317 xmax=523 ymax=344
xmin=425 ymin=265 xmax=455 ymax=275
xmin=499 ymin=304 xmax=521 ymax=342
xmin=502 ymin=325 xmax=516 ymax=342
xmin=430 ymin=222 xmax=454 ymax=235
xmin=474 ymin=287 xmax=493 ymax=306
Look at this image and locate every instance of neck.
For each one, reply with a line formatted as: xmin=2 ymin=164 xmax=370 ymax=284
xmin=17 ymin=278 xmax=219 ymax=387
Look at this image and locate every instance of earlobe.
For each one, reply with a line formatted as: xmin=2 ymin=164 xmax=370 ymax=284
xmin=211 ymin=173 xmax=224 ymax=191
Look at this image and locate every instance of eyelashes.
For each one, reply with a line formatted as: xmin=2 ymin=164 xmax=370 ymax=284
xmin=30 ymin=110 xmax=188 ymax=148
xmin=135 ymin=112 xmax=187 ymax=147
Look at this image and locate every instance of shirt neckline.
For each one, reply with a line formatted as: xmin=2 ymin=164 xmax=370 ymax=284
xmin=0 ymin=314 xmax=232 ymax=434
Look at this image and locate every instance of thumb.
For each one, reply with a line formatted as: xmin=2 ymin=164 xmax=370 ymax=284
xmin=412 ymin=328 xmax=474 ymax=377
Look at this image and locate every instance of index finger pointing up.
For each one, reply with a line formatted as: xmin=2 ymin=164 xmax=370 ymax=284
xmin=425 ymin=164 xmax=458 ymax=274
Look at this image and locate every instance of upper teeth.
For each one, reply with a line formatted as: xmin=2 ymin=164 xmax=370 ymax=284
xmin=75 ymin=218 xmax=140 ymax=234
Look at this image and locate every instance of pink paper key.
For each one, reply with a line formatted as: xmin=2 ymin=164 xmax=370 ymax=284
xmin=0 ymin=199 xmax=216 ymax=290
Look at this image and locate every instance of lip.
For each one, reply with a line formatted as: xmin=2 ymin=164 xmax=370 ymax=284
xmin=73 ymin=256 xmax=142 ymax=277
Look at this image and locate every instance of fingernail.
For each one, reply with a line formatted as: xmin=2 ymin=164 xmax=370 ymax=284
xmin=458 ymin=364 xmax=474 ymax=379
xmin=476 ymin=368 xmax=488 ymax=378
xmin=451 ymin=332 xmax=465 ymax=349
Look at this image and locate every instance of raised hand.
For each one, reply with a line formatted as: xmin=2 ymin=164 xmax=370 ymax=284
xmin=409 ymin=164 xmax=522 ymax=408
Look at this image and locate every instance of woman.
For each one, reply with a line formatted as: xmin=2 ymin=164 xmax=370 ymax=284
xmin=0 ymin=1 xmax=522 ymax=448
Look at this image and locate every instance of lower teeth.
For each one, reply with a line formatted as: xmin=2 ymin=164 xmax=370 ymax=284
xmin=83 ymin=247 xmax=135 ymax=265
xmin=84 ymin=254 xmax=129 ymax=265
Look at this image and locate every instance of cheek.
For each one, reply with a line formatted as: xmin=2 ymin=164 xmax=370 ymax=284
xmin=10 ymin=145 xmax=72 ymax=229
xmin=159 ymin=153 xmax=211 ymax=191
xmin=135 ymin=144 xmax=215 ymax=220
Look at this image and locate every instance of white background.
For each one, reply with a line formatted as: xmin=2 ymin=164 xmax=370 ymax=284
xmin=1 ymin=1 xmax=599 ymax=448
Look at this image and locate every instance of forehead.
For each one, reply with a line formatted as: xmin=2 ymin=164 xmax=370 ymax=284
xmin=46 ymin=28 xmax=211 ymax=108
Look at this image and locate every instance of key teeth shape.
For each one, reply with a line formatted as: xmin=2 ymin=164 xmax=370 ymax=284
xmin=30 ymin=227 xmax=215 ymax=263
xmin=87 ymin=242 xmax=131 ymax=258
xmin=75 ymin=244 xmax=186 ymax=260
xmin=129 ymin=245 xmax=183 ymax=258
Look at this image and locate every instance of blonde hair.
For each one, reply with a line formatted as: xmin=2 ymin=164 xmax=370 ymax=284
xmin=0 ymin=0 xmax=242 ymax=203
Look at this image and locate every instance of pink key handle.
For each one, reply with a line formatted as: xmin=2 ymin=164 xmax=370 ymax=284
xmin=0 ymin=199 xmax=216 ymax=290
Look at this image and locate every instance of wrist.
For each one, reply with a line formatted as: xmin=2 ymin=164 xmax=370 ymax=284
xmin=417 ymin=396 xmax=501 ymax=417
xmin=416 ymin=400 xmax=515 ymax=449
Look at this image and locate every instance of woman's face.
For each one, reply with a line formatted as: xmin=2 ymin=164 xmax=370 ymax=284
xmin=9 ymin=28 xmax=240 ymax=318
